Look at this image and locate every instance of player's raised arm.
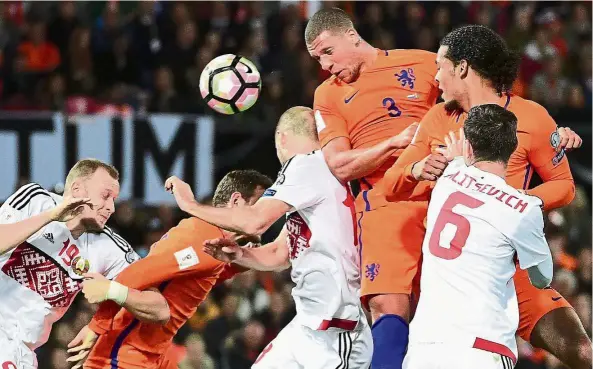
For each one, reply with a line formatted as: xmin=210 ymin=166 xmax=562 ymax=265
xmin=524 ymin=108 xmax=575 ymax=210
xmin=0 ymin=184 xmax=93 ymax=255
xmin=166 ymin=176 xmax=288 ymax=236
xmin=380 ymin=106 xmax=448 ymax=200
xmin=204 ymin=226 xmax=290 ymax=272
xmin=314 ymin=87 xmax=416 ymax=183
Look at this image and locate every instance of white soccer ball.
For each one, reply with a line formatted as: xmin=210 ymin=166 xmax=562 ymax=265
xmin=199 ymin=54 xmax=262 ymax=115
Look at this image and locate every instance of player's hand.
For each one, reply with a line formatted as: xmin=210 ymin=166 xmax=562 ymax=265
xmin=164 ymin=176 xmax=196 ymax=212
xmin=557 ymin=127 xmax=582 ymax=152
xmin=411 ymin=153 xmax=449 ymax=181
xmin=437 ymin=128 xmax=465 ymax=161
xmin=67 ymin=325 xmax=98 ymax=369
xmin=49 ymin=196 xmax=93 ymax=222
xmin=203 ymin=238 xmax=244 ymax=262
xmin=81 ymin=273 xmax=111 ymax=304
xmin=390 ymin=122 xmax=419 ymax=149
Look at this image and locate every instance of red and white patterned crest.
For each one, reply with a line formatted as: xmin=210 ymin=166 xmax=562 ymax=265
xmin=1 ymin=243 xmax=81 ymax=307
xmin=286 ymin=213 xmax=312 ymax=260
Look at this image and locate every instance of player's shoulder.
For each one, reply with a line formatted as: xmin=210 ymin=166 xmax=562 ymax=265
xmin=3 ymin=183 xmax=58 ymax=213
xmin=423 ymin=102 xmax=458 ymax=123
xmin=94 ymin=225 xmax=138 ymax=263
xmin=284 ymin=150 xmax=327 ymax=172
xmin=386 ymin=49 xmax=436 ymax=63
xmin=176 ymin=217 xmax=224 ymax=238
xmin=508 ymin=94 xmax=554 ymax=126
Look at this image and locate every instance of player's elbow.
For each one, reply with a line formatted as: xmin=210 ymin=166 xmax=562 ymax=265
xmin=240 ymin=217 xmax=269 ymax=236
xmin=325 ymin=158 xmax=354 ymax=183
xmin=527 ymin=262 xmax=553 ymax=289
xmin=563 ymin=180 xmax=576 ymax=206
xmin=155 ymin=308 xmax=171 ymax=325
xmin=145 ymin=302 xmax=170 ymax=325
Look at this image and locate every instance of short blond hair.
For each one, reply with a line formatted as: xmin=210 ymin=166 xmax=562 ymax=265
xmin=65 ymin=159 xmax=119 ymax=191
xmin=276 ymin=106 xmax=318 ymax=141
xmin=305 ymin=8 xmax=354 ymax=44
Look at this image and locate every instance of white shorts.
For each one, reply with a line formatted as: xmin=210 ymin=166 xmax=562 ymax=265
xmin=252 ymin=317 xmax=372 ymax=369
xmin=0 ymin=328 xmax=36 ymax=369
xmin=403 ymin=343 xmax=515 ymax=369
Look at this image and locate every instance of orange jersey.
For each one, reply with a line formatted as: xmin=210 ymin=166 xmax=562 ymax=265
xmin=380 ymin=94 xmax=575 ymax=210
xmin=314 ymin=49 xmax=440 ymax=187
xmin=86 ymin=218 xmax=242 ymax=369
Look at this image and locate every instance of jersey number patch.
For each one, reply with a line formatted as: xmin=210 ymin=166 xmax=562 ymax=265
xmin=382 ymin=97 xmax=401 ymax=117
xmin=428 ymin=191 xmax=484 ymax=260
xmin=58 ymin=239 xmax=80 ymax=266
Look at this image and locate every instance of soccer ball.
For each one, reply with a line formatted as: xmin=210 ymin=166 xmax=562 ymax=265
xmin=199 ymin=54 xmax=262 ymax=115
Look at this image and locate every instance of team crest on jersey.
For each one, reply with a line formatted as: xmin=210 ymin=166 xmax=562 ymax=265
xmin=71 ymin=256 xmax=90 ymax=276
xmin=365 ymin=263 xmax=380 ymax=281
xmin=549 ymin=131 xmax=565 ymax=165
xmin=125 ymin=250 xmax=139 ymax=264
xmin=395 ymin=68 xmax=416 ymax=89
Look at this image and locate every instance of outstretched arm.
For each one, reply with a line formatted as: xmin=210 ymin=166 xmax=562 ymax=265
xmin=204 ymin=227 xmax=290 ymax=272
xmin=166 ymin=176 xmax=290 ymax=235
xmin=320 ymin=124 xmax=418 ymax=183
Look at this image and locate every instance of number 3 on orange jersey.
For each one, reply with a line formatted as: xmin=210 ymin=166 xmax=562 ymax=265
xmin=382 ymin=97 xmax=401 ymax=117
xmin=429 ymin=192 xmax=484 ymax=260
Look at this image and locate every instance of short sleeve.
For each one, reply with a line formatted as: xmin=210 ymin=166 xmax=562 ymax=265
xmin=313 ymin=84 xmax=349 ymax=147
xmin=99 ymin=227 xmax=140 ymax=280
xmin=261 ymin=155 xmax=325 ymax=211
xmin=508 ymin=203 xmax=550 ymax=270
xmin=0 ymin=183 xmax=57 ymax=223
xmin=0 ymin=183 xmax=58 ymax=242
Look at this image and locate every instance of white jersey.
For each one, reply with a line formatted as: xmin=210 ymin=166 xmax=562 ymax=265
xmin=261 ymin=151 xmax=362 ymax=330
xmin=0 ymin=183 xmax=139 ymax=349
xmin=410 ymin=158 xmax=550 ymax=359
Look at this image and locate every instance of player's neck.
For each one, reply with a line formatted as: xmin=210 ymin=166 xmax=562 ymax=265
xmin=464 ymin=83 xmax=502 ymax=112
xmin=358 ymin=43 xmax=378 ymax=74
xmin=66 ymin=219 xmax=86 ymax=239
xmin=472 ymin=161 xmax=506 ymax=179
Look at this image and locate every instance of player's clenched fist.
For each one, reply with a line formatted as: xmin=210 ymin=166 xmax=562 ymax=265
xmin=412 ymin=153 xmax=449 ymax=181
xmin=49 ymin=196 xmax=93 ymax=222
xmin=557 ymin=126 xmax=582 ymax=151
xmin=81 ymin=273 xmax=112 ymax=304
xmin=390 ymin=122 xmax=419 ymax=149
xmin=203 ymin=238 xmax=244 ymax=262
xmin=165 ymin=176 xmax=196 ymax=212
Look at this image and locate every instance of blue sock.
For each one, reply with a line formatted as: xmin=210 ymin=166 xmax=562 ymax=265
xmin=371 ymin=314 xmax=409 ymax=369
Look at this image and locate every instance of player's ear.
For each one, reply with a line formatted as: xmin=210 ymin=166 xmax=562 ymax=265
xmin=345 ymin=28 xmax=358 ymax=43
xmin=228 ymin=191 xmax=246 ymax=207
xmin=458 ymin=60 xmax=469 ymax=79
xmin=69 ymin=179 xmax=82 ymax=197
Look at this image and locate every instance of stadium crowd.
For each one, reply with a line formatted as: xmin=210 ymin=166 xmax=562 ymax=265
xmin=0 ymin=1 xmax=589 ymax=369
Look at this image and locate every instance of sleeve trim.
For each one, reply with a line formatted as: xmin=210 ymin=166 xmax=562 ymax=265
xmin=9 ymin=184 xmax=55 ymax=210
xmin=102 ymin=226 xmax=133 ymax=254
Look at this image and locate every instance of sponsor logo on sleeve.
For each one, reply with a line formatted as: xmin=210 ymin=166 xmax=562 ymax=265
xmin=174 ymin=247 xmax=199 ymax=270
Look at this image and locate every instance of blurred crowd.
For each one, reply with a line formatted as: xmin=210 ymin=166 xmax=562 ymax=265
xmin=0 ymin=1 xmax=588 ymax=369
xmin=0 ymin=1 xmax=591 ymax=120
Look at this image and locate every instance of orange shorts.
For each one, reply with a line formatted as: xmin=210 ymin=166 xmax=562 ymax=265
xmin=514 ymin=266 xmax=573 ymax=342
xmin=357 ymin=196 xmax=427 ymax=309
xmin=85 ymin=331 xmax=167 ymax=369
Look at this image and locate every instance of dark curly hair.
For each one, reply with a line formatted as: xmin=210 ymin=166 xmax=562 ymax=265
xmin=464 ymin=104 xmax=518 ymax=164
xmin=440 ymin=25 xmax=520 ymax=94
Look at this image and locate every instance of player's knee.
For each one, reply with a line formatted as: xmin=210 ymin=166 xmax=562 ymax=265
xmin=368 ymin=294 xmax=410 ymax=323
